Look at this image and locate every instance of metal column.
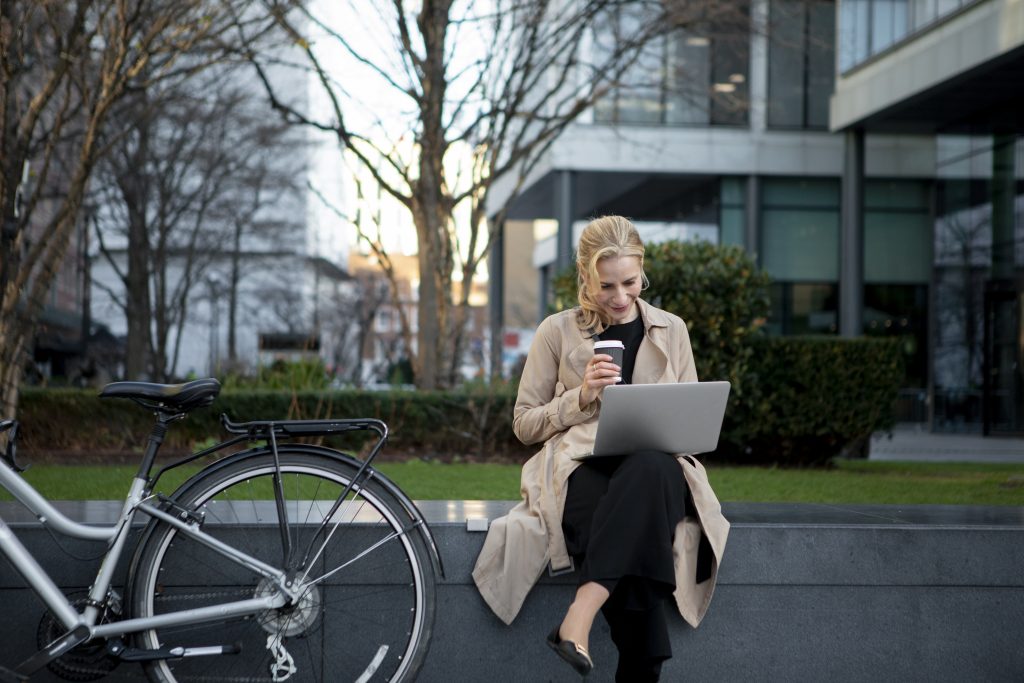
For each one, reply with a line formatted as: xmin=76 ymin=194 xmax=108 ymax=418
xmin=991 ymin=134 xmax=1016 ymax=279
xmin=840 ymin=129 xmax=865 ymax=338
xmin=745 ymin=175 xmax=760 ymax=260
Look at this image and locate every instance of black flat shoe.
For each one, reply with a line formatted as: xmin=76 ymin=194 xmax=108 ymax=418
xmin=546 ymin=625 xmax=593 ymax=676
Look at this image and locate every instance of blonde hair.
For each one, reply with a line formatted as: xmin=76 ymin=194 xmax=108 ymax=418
xmin=575 ymin=216 xmax=648 ymax=334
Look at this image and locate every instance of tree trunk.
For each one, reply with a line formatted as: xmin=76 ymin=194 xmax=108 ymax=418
xmin=124 ymin=206 xmax=152 ymax=379
xmin=227 ymin=219 xmax=242 ymax=365
xmin=0 ymin=332 xmax=25 ymax=420
xmin=121 ymin=112 xmax=153 ymax=381
xmin=414 ymin=214 xmax=440 ymax=389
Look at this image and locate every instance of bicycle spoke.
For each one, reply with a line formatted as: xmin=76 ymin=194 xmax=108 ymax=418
xmin=131 ymin=451 xmax=434 ymax=683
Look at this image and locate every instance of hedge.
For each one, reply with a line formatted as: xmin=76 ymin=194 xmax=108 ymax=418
xmin=14 ymin=382 xmax=526 ymax=462
xmin=720 ymin=336 xmax=904 ymax=466
xmin=14 ymin=337 xmax=902 ymax=467
xmin=553 ymin=240 xmax=771 ymax=415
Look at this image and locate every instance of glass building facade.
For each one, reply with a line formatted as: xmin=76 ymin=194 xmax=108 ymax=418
xmin=932 ymin=135 xmax=1024 ymax=433
xmin=509 ymin=0 xmax=1024 ymax=435
xmin=768 ymin=0 xmax=836 ymax=129
xmin=593 ymin=3 xmax=751 ymax=126
xmin=838 ymin=0 xmax=985 ymax=72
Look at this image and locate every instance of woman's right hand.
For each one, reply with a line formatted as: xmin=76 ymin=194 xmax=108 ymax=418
xmin=579 ymin=354 xmax=622 ymax=408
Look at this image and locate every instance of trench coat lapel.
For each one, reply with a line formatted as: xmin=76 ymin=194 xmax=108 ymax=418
xmin=633 ymin=299 xmax=670 ymax=384
xmin=566 ymin=335 xmax=593 ymax=382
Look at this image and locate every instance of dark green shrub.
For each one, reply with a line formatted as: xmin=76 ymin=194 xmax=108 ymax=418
xmin=554 ymin=239 xmax=771 ymax=418
xmin=221 ymin=359 xmax=331 ymax=391
xmin=15 ymin=337 xmax=901 ymax=467
xmin=554 ymin=239 xmax=770 ymax=379
xmin=721 ymin=336 xmax=904 ymax=466
xmin=552 ymin=241 xmax=901 ymax=466
xmin=642 ymin=240 xmax=771 ymax=402
xmin=14 ymin=385 xmax=526 ymax=462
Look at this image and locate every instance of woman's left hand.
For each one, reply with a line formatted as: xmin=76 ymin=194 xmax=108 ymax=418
xmin=579 ymin=354 xmax=621 ymax=408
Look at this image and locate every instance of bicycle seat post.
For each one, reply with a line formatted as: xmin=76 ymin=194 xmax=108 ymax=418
xmin=137 ymin=414 xmax=176 ymax=481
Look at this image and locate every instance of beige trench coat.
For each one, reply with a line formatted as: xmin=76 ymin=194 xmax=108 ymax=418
xmin=472 ymin=298 xmax=730 ymax=627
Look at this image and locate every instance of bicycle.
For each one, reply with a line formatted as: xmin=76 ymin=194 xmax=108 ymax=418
xmin=0 ymin=378 xmax=442 ymax=682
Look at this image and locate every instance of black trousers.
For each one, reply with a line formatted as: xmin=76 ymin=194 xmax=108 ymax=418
xmin=561 ymin=451 xmax=691 ymax=683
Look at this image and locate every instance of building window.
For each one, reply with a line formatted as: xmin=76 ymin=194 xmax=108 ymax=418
xmin=761 ymin=178 xmax=840 ymax=281
xmin=930 ymin=135 xmax=1024 ymax=433
xmin=839 ymin=0 xmax=982 ymax=72
xmin=767 ymin=0 xmax=835 ymax=129
xmin=761 ymin=178 xmax=840 ymax=334
xmin=593 ymin=4 xmax=750 ymax=127
xmin=768 ymin=282 xmax=839 ymax=334
xmin=720 ymin=177 xmax=746 ymax=246
xmin=864 ymin=180 xmax=932 ymax=391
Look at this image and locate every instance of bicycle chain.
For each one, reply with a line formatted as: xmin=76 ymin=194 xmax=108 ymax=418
xmin=153 ymin=588 xmax=256 ymax=603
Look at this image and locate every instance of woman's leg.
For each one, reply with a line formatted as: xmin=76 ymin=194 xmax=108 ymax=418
xmin=558 ymin=581 xmax=611 ymax=650
xmin=585 ymin=452 xmax=688 ymax=677
xmin=558 ymin=452 xmax=688 ymax=661
xmin=582 ymin=451 xmax=689 ymax=588
xmin=603 ymin=579 xmax=672 ymax=682
xmin=559 ymin=461 xmax=619 ymax=650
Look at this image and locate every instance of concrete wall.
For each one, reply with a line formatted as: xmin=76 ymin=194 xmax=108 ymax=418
xmin=2 ymin=501 xmax=1023 ymax=682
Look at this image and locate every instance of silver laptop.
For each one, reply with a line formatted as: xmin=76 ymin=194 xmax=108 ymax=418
xmin=573 ymin=381 xmax=731 ymax=460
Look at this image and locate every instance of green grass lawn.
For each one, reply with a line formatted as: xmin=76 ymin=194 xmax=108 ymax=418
xmin=3 ymin=459 xmax=1024 ymax=506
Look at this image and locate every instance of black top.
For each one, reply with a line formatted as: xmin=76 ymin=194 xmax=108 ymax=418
xmin=597 ymin=315 xmax=644 ymax=384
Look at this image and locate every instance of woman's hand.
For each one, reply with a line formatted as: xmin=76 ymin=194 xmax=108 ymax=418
xmin=579 ymin=354 xmax=621 ymax=408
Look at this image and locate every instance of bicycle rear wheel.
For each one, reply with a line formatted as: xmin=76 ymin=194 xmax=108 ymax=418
xmin=129 ymin=448 xmax=435 ymax=682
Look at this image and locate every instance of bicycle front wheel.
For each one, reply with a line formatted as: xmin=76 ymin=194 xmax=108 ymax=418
xmin=129 ymin=449 xmax=436 ymax=682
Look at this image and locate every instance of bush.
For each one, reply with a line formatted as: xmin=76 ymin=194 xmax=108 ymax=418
xmin=552 ymin=240 xmax=902 ymax=466
xmin=15 ymin=338 xmax=901 ymax=467
xmin=221 ymin=359 xmax=331 ymax=391
xmin=554 ymin=239 xmax=771 ymax=411
xmin=14 ymin=384 xmax=527 ymax=462
xmin=722 ymin=336 xmax=904 ymax=466
xmin=642 ymin=240 xmax=771 ymax=406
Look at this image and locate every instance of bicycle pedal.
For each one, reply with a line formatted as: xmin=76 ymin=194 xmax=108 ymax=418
xmin=156 ymin=494 xmax=205 ymax=526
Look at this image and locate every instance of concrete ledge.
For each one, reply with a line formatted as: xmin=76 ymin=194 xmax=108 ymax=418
xmin=2 ymin=501 xmax=1023 ymax=681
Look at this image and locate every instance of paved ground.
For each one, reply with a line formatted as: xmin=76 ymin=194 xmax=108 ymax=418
xmin=870 ymin=423 xmax=1024 ymax=463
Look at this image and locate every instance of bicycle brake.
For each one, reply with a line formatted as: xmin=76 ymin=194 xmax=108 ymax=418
xmin=156 ymin=494 xmax=205 ymax=526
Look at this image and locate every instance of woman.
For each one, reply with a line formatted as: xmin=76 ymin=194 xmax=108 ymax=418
xmin=472 ymin=216 xmax=730 ymax=680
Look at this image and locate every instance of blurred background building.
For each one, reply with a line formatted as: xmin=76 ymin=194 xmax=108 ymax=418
xmin=22 ymin=0 xmax=1023 ymax=432
xmin=490 ymin=0 xmax=1023 ymax=435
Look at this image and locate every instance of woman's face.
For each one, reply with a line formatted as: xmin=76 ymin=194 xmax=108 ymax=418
xmin=592 ymin=255 xmax=643 ymax=324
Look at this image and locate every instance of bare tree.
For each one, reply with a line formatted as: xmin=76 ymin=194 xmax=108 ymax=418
xmin=91 ymin=72 xmax=305 ymax=380
xmin=235 ymin=0 xmax=749 ymax=389
xmin=0 ymin=0 xmax=271 ymax=414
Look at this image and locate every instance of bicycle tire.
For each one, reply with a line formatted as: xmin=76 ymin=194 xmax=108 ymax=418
xmin=128 ymin=448 xmax=436 ymax=682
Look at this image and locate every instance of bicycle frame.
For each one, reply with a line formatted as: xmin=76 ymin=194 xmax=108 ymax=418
xmin=0 ymin=457 xmax=291 ymax=640
xmin=0 ymin=412 xmax=436 ymax=677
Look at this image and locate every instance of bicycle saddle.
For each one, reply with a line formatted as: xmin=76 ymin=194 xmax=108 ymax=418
xmin=99 ymin=378 xmax=221 ymax=413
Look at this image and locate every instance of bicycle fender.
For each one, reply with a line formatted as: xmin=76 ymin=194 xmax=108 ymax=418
xmin=172 ymin=444 xmax=446 ymax=580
